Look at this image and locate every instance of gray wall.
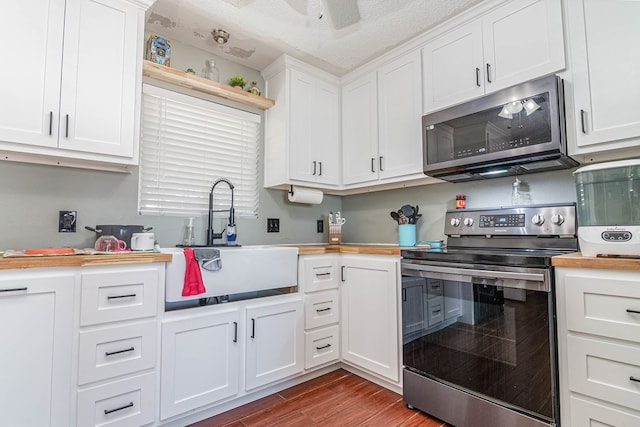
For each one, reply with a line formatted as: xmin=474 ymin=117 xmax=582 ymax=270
xmin=0 ymin=37 xmax=341 ymax=251
xmin=341 ymin=169 xmax=578 ymax=244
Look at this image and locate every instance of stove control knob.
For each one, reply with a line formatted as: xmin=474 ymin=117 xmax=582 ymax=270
xmin=531 ymin=214 xmax=545 ymax=226
xmin=450 ymin=218 xmax=460 ymax=227
xmin=464 ymin=218 xmax=474 ymax=227
xmin=551 ymin=214 xmax=565 ymax=225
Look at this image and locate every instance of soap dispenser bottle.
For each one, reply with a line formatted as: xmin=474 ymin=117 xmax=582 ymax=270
xmin=226 ymin=207 xmax=237 ymax=245
xmin=183 ymin=217 xmax=195 ymax=246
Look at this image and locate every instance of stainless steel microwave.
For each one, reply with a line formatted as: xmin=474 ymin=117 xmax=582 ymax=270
xmin=422 ymin=74 xmax=578 ymax=182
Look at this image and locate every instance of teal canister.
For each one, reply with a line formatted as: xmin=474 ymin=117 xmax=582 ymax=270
xmin=398 ymin=224 xmax=416 ymax=247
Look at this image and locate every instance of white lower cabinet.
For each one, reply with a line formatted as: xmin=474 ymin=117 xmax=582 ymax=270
xmin=160 ymin=308 xmax=240 ymax=420
xmin=0 ymin=270 xmax=75 ymax=427
xmin=304 ymin=324 xmax=340 ymax=369
xmin=556 ymin=267 xmax=640 ymax=425
xmin=340 ymin=255 xmax=400 ymax=382
xmin=77 ymin=372 xmax=155 ymax=427
xmin=245 ymin=299 xmax=304 ymax=390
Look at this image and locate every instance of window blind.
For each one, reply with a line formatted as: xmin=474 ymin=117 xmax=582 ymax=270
xmin=139 ymin=84 xmax=260 ymax=217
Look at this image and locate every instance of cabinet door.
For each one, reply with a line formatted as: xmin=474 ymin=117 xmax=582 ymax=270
xmin=0 ymin=271 xmax=74 ymax=427
xmin=289 ymin=69 xmax=318 ymax=182
xmin=0 ymin=0 xmax=64 ymax=148
xmin=341 ymin=256 xmax=400 ymax=382
xmin=160 ymin=309 xmax=240 ymax=420
xmin=342 ymin=72 xmax=379 ymax=185
xmin=314 ymin=79 xmax=341 ymax=185
xmin=59 ymin=0 xmax=140 ymax=157
xmin=422 ymin=20 xmax=484 ymax=113
xmin=569 ymin=0 xmax=640 ymax=149
xmin=245 ymin=299 xmax=304 ymax=390
xmin=482 ymin=0 xmax=565 ymax=92
xmin=378 ymin=50 xmax=424 ymax=180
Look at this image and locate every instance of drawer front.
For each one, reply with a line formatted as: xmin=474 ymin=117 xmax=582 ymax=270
xmin=300 ymin=255 xmax=340 ymax=293
xmin=564 ymin=269 xmax=640 ymax=342
xmin=567 ymin=335 xmax=640 ymax=412
xmin=305 ymin=325 xmax=340 ymax=369
xmin=426 ymin=279 xmax=443 ymax=298
xmin=570 ymin=394 xmax=640 ymax=427
xmin=78 ymin=321 xmax=157 ymax=385
xmin=304 ymin=290 xmax=339 ymax=329
xmin=427 ymin=297 xmax=444 ymax=327
xmin=77 ymin=372 xmax=155 ymax=427
xmin=81 ymin=267 xmax=159 ymax=326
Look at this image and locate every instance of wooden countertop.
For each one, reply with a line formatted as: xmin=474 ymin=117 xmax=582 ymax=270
xmin=552 ymin=252 xmax=640 ymax=271
xmin=0 ymin=252 xmax=172 ymax=270
xmin=294 ymin=244 xmax=415 ymax=256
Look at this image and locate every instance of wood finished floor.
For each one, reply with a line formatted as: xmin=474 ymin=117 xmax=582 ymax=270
xmin=189 ymin=369 xmax=449 ymax=427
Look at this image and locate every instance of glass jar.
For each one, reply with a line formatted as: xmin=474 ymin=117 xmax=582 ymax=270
xmin=248 ymin=81 xmax=261 ymax=96
xmin=203 ymin=59 xmax=219 ymax=82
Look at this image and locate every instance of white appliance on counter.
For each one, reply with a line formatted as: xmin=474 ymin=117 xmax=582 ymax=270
xmin=574 ymin=159 xmax=640 ymax=257
xmin=160 ymin=247 xmax=298 ymax=303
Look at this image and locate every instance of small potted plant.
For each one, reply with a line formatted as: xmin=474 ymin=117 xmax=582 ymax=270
xmin=185 ymin=68 xmax=196 ymax=75
xmin=228 ymin=76 xmax=247 ymax=89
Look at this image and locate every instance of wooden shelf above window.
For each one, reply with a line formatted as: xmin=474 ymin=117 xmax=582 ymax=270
xmin=142 ymin=60 xmax=275 ymax=110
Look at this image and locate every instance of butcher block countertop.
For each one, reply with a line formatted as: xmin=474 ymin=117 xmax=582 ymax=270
xmin=552 ymin=252 xmax=640 ymax=271
xmin=0 ymin=251 xmax=172 ymax=270
xmin=294 ymin=244 xmax=413 ymax=256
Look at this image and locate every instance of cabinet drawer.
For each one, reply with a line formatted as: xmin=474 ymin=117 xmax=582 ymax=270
xmin=304 ymin=290 xmax=339 ymax=329
xmin=80 ymin=267 xmax=159 ymax=326
xmin=570 ymin=394 xmax=640 ymax=427
xmin=427 ymin=297 xmax=444 ymax=327
xmin=564 ymin=270 xmax=640 ymax=342
xmin=567 ymin=335 xmax=640 ymax=412
xmin=78 ymin=321 xmax=157 ymax=385
xmin=427 ymin=279 xmax=443 ymax=298
xmin=305 ymin=325 xmax=340 ymax=369
xmin=299 ymin=255 xmax=340 ymax=292
xmin=77 ymin=372 xmax=155 ymax=427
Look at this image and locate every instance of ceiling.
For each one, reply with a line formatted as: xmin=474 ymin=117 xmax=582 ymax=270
xmin=146 ymin=0 xmax=485 ymax=76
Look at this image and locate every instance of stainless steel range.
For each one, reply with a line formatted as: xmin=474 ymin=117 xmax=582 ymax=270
xmin=401 ymin=203 xmax=577 ymax=427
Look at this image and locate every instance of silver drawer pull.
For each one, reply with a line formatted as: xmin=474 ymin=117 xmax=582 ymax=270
xmin=316 ymin=344 xmax=331 ymax=350
xmin=316 ymin=307 xmax=331 ymax=313
xmin=630 ymin=376 xmax=640 ymax=383
xmin=105 ymin=347 xmax=135 ymax=357
xmin=107 ymin=293 xmax=136 ymax=300
xmin=627 ymin=309 xmax=640 ymax=314
xmin=0 ymin=287 xmax=28 ymax=294
xmin=104 ymin=402 xmax=133 ymax=415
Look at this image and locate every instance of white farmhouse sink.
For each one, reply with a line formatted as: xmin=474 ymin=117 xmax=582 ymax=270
xmin=160 ymin=246 xmax=298 ymax=302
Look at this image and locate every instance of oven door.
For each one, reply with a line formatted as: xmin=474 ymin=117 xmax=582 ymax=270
xmin=401 ymin=262 xmax=558 ymax=423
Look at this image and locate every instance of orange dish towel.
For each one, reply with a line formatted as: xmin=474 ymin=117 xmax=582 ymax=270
xmin=182 ymin=247 xmax=206 ymax=296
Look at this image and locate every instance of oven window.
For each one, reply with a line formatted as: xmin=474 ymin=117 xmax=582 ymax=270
xmin=402 ymin=278 xmax=554 ymax=421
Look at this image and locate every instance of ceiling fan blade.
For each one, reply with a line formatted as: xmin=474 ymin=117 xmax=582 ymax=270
xmin=323 ymin=0 xmax=360 ymax=29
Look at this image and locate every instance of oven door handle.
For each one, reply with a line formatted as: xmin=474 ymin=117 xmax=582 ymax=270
xmin=401 ymin=263 xmax=549 ymax=291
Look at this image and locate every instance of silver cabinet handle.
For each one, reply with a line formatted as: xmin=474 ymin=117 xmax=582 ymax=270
xmin=107 ymin=293 xmax=136 ymax=300
xmin=104 ymin=402 xmax=133 ymax=415
xmin=580 ymin=109 xmax=587 ymax=134
xmin=105 ymin=347 xmax=134 ymax=357
xmin=486 ymin=63 xmax=492 ymax=83
xmin=0 ymin=287 xmax=28 ymax=295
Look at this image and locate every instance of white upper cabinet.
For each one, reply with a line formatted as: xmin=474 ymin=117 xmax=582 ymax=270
xmin=263 ymin=55 xmax=341 ymax=189
xmin=567 ymin=0 xmax=640 ymax=154
xmin=422 ymin=0 xmax=565 ymax=113
xmin=0 ymin=0 xmax=145 ymax=170
xmin=342 ymin=50 xmax=423 ymax=186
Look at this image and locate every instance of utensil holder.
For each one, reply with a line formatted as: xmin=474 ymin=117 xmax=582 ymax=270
xmin=398 ymin=224 xmax=416 ymax=247
xmin=329 ymin=224 xmax=342 ymax=245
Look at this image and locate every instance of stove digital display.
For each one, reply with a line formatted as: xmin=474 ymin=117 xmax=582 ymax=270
xmin=479 ymin=214 xmax=525 ymax=227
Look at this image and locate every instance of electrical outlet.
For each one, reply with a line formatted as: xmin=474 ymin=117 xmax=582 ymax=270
xmin=317 ymin=219 xmax=324 ymax=233
xmin=267 ymin=218 xmax=280 ymax=233
xmin=59 ymin=211 xmax=77 ymax=232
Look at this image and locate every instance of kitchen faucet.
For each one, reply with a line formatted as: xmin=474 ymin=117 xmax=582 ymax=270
xmin=207 ymin=177 xmax=235 ymax=245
